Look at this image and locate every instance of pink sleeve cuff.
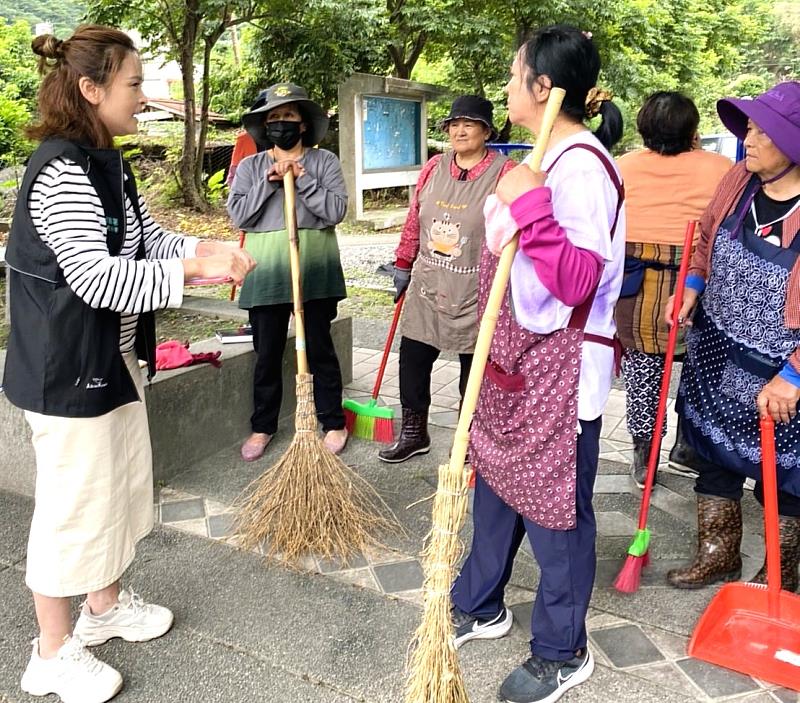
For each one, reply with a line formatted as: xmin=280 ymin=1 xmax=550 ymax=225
xmin=509 ymin=187 xmax=554 ymax=229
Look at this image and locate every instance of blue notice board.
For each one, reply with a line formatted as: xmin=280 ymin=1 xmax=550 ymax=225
xmin=362 ymin=96 xmax=421 ymax=171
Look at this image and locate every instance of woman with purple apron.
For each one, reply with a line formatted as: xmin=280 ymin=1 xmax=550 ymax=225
xmin=449 ymin=26 xmax=626 ymax=703
xmin=667 ymin=82 xmax=800 ymax=593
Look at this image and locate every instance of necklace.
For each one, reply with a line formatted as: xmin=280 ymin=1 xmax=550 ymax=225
xmin=454 ymin=148 xmax=487 ymax=173
xmin=750 ymin=197 xmax=800 ymax=242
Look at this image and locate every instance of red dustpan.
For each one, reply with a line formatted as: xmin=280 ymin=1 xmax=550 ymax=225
xmin=688 ymin=418 xmax=800 ymax=691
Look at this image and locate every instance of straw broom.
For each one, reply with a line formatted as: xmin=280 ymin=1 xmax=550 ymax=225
xmin=405 ymin=87 xmax=566 ymax=703
xmin=234 ymin=171 xmax=397 ymax=564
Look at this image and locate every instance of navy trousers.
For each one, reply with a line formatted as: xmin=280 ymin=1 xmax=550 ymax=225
xmin=451 ymin=418 xmax=601 ymax=661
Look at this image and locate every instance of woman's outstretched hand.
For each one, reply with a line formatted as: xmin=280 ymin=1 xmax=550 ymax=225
xmin=184 ymin=247 xmax=256 ymax=286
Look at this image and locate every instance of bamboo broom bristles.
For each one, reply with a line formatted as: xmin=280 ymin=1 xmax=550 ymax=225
xmin=405 ymin=88 xmax=567 ymax=703
xmin=234 ymin=171 xmax=399 ymax=564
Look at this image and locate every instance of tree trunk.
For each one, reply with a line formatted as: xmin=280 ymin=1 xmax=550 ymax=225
xmin=194 ymin=37 xmax=215 ymax=196
xmin=179 ymin=0 xmax=206 ymax=210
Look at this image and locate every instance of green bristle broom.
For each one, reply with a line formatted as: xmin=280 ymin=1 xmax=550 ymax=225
xmin=343 ymin=291 xmax=405 ymax=443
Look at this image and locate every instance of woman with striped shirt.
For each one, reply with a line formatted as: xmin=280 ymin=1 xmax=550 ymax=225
xmin=3 ymin=25 xmax=254 ymax=703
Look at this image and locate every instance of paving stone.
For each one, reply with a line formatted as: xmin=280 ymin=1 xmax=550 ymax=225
xmin=160 ymin=497 xmax=206 ymax=523
xmin=328 ymin=567 xmax=380 ymax=592
xmin=430 ymin=410 xmax=459 ymax=428
xmin=640 ymin=625 xmax=689 ymax=661
xmin=627 ymin=661 xmax=705 ymax=699
xmin=389 ymin=588 xmax=424 ymax=606
xmin=676 ymin=657 xmax=760 ymax=698
xmin=772 ymin=688 xmax=800 ymax=703
xmin=372 ymin=560 xmax=424 ymax=593
xmin=208 ymin=512 xmax=235 ymax=539
xmin=168 ymin=518 xmax=210 ymax=538
xmin=590 ymin=624 xmax=665 ymax=668
xmin=317 ymin=551 xmax=368 ymax=573
xmin=596 ymin=511 xmax=639 ymax=537
xmin=594 ymin=474 xmax=634 ymax=494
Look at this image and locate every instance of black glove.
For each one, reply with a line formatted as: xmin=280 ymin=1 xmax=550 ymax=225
xmin=393 ymin=265 xmax=411 ymax=303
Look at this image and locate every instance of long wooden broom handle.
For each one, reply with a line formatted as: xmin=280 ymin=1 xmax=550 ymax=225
xmin=449 ymin=88 xmax=566 ymax=470
xmin=284 ymin=170 xmax=309 ymax=375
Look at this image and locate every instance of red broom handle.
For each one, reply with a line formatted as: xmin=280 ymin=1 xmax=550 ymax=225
xmin=370 ymin=291 xmax=405 ymax=400
xmin=229 ymin=230 xmax=246 ymax=301
xmin=760 ymin=417 xmax=782 ymax=615
xmin=636 ymin=220 xmax=697 ymax=530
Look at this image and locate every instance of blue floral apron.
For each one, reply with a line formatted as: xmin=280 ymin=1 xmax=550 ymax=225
xmin=678 ymin=178 xmax=800 ymax=495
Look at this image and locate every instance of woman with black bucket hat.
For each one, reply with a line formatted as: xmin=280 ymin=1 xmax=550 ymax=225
xmin=378 ymin=95 xmax=514 ymax=464
xmin=228 ymin=83 xmax=349 ymax=461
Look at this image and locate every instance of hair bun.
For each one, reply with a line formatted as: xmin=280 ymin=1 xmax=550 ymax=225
xmin=32 ymin=34 xmax=65 ymax=60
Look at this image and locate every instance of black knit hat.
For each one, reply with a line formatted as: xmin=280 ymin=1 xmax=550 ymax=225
xmin=439 ymin=95 xmax=498 ymax=141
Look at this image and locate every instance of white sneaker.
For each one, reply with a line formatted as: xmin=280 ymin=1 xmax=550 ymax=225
xmin=74 ymin=589 xmax=174 ymax=647
xmin=21 ymin=636 xmax=123 ymax=703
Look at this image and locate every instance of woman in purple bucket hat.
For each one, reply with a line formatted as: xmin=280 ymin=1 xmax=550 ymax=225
xmin=666 ymin=81 xmax=800 ymax=592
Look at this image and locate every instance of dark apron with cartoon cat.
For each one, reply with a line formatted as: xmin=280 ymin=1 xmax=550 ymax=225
xmin=401 ymin=151 xmax=507 ymax=353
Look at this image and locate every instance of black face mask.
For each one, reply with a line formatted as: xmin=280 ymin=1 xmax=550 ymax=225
xmin=265 ymin=121 xmax=303 ymax=150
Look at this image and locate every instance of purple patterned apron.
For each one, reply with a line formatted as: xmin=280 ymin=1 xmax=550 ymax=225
xmin=469 ymin=144 xmax=623 ymax=530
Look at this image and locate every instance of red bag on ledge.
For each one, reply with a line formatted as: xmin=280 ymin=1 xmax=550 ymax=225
xmin=155 ymin=340 xmax=222 ymax=370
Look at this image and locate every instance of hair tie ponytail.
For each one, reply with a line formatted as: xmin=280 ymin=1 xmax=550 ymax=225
xmin=585 ymin=87 xmax=613 ymax=119
xmin=31 ymin=34 xmax=66 ymax=73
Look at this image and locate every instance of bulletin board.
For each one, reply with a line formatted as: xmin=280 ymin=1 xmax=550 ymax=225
xmin=361 ymin=96 xmax=422 ymax=172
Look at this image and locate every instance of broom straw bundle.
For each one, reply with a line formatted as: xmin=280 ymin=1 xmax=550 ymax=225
xmin=406 ymin=88 xmax=566 ymax=703
xmin=235 ymin=171 xmax=397 ymax=564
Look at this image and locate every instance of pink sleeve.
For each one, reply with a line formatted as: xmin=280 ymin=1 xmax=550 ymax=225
xmin=510 ymin=186 xmax=604 ymax=307
xmin=395 ymin=155 xmax=441 ymax=266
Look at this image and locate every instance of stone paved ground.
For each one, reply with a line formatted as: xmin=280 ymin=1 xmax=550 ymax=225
xmin=2 ymin=232 xmax=799 ymax=702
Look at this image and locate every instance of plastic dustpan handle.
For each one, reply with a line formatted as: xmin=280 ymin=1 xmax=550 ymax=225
xmin=760 ymin=417 xmax=781 ymax=616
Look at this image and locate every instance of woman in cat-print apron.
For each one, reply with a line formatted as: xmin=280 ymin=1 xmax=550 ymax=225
xmin=378 ymin=95 xmax=514 ymax=464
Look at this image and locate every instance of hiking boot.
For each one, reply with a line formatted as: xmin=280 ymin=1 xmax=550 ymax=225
xmin=498 ymin=649 xmax=595 ymax=703
xmin=668 ymin=418 xmax=699 ymax=477
xmin=378 ymin=408 xmax=430 ymax=463
xmin=667 ymin=496 xmax=742 ymax=589
xmin=21 ymin=636 xmax=123 ymax=703
xmin=630 ymin=437 xmax=653 ymax=490
xmin=74 ymin=589 xmax=174 ymax=647
xmin=452 ymin=606 xmax=513 ymax=649
xmin=751 ymin=515 xmax=800 ymax=593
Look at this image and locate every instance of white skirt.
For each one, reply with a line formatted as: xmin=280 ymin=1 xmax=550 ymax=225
xmin=25 ymin=353 xmax=154 ymax=597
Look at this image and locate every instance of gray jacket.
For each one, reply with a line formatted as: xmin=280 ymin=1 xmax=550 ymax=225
xmin=227 ymin=148 xmax=347 ymax=231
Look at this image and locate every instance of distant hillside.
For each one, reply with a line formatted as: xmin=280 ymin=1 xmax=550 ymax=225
xmin=0 ymin=0 xmax=86 ymax=36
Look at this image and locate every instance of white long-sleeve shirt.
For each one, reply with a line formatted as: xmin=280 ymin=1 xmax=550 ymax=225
xmin=28 ymin=157 xmax=198 ymax=351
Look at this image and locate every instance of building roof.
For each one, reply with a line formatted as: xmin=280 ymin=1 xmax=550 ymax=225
xmin=142 ymin=99 xmax=232 ymax=125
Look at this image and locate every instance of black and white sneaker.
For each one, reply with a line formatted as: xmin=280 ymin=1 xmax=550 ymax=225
xmin=499 ymin=649 xmax=595 ymax=703
xmin=452 ymin=606 xmax=513 ymax=649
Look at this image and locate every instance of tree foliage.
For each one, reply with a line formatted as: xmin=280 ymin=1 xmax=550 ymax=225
xmin=0 ymin=0 xmax=85 ymax=36
xmin=0 ymin=18 xmax=38 ymax=165
xmin=86 ymin=0 xmax=280 ymax=209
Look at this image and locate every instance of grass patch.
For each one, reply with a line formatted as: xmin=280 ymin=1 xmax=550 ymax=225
xmin=340 ymin=286 xmax=394 ymax=320
xmin=155 ymin=309 xmax=241 ymax=344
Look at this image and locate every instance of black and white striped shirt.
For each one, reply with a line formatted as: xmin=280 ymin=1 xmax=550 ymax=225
xmin=29 ymin=157 xmax=197 ymax=351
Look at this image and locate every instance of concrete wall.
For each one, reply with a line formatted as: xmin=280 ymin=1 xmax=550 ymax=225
xmin=0 ymin=316 xmax=352 ymax=496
